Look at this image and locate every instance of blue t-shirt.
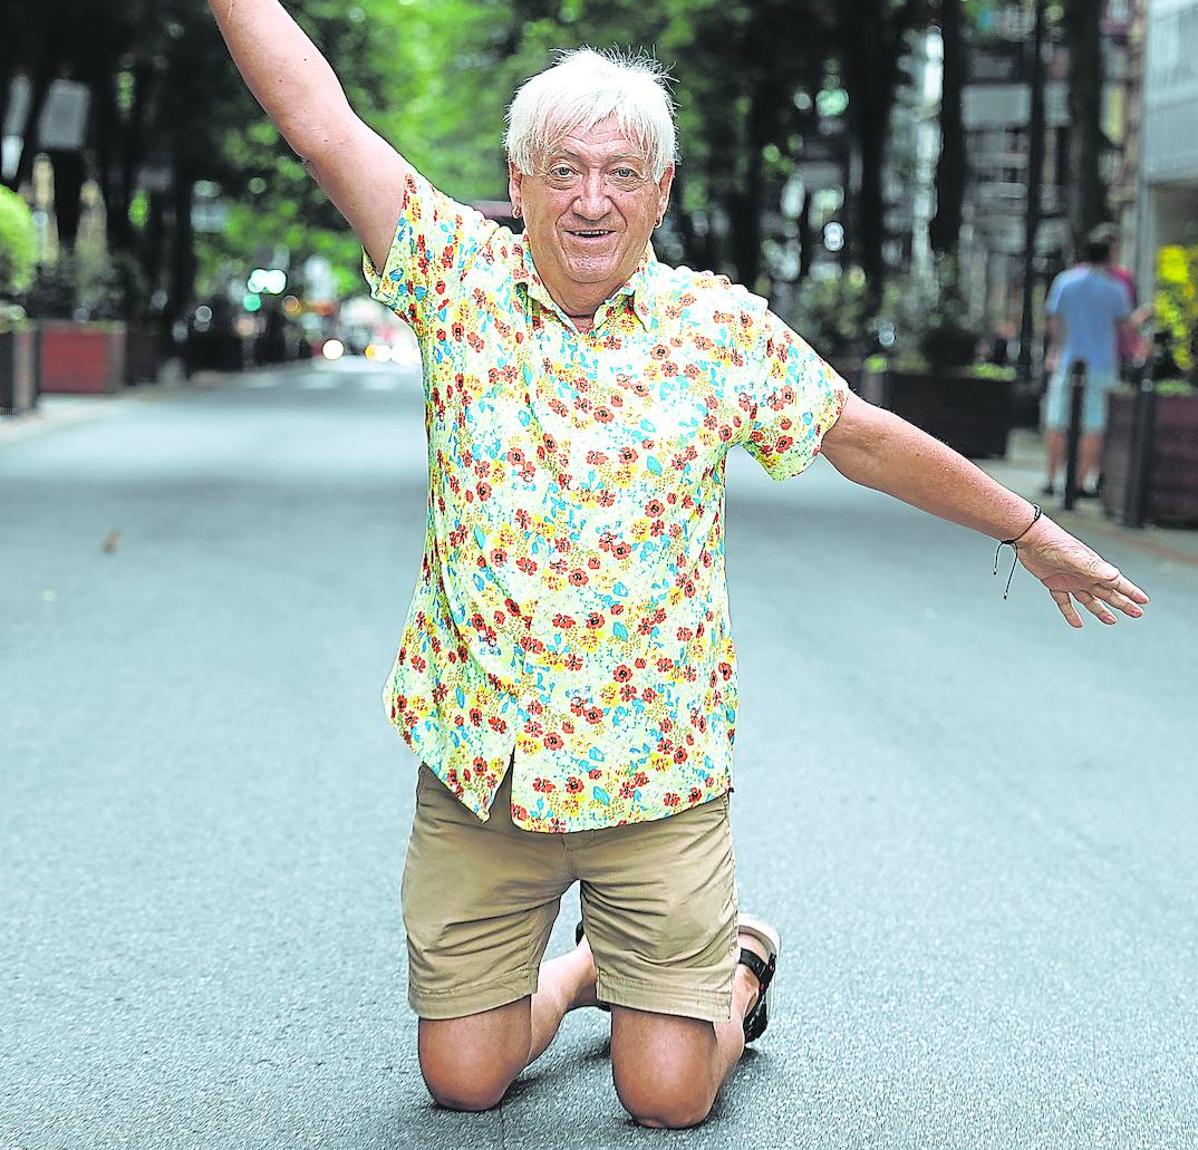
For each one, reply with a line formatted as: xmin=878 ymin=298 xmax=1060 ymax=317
xmin=1046 ymin=266 xmax=1132 ymax=377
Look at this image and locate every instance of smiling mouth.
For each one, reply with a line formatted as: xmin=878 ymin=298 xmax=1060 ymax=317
xmin=567 ymin=229 xmax=616 ymax=238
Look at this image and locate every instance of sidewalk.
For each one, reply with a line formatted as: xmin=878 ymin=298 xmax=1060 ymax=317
xmin=980 ymin=427 xmax=1198 ymax=569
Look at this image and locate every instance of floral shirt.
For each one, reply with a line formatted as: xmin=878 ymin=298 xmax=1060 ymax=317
xmin=364 ymin=168 xmax=848 ymax=833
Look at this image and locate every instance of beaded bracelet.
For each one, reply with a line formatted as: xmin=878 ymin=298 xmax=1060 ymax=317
xmin=993 ymin=503 xmax=1042 ymax=600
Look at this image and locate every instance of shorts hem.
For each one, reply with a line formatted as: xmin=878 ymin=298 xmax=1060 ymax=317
xmin=409 ymin=969 xmax=539 ymax=1020
xmin=596 ymin=973 xmax=733 ymax=1025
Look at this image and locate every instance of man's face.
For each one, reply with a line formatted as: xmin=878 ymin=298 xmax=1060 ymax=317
xmin=509 ymin=117 xmax=673 ymax=314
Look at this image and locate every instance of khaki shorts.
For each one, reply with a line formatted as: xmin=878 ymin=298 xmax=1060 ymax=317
xmin=402 ymin=764 xmax=739 ymax=1023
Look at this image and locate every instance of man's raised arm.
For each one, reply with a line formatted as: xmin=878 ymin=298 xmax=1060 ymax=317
xmin=208 ymin=0 xmax=409 ymax=269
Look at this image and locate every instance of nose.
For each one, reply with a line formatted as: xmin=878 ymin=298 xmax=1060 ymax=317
xmin=574 ymin=170 xmax=609 ymax=220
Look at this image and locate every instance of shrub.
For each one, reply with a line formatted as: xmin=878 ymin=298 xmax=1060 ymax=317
xmin=0 ymin=187 xmax=36 ymax=299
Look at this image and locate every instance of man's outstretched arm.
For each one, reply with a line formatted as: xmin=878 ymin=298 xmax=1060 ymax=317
xmin=819 ymin=392 xmax=1150 ymax=628
xmin=208 ymin=0 xmax=408 ymax=269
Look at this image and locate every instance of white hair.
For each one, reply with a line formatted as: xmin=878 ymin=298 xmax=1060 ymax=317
xmin=504 ymin=48 xmax=677 ymax=180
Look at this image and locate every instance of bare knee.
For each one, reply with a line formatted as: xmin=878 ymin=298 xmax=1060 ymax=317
xmin=418 ymin=1004 xmax=529 ymax=1111
xmin=615 ymin=1071 xmax=716 ymax=1129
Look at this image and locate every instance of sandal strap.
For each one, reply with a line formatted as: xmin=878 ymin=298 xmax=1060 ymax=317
xmin=738 ymin=947 xmax=776 ymax=991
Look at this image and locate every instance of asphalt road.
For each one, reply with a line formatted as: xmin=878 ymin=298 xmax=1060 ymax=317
xmin=2 ymin=361 xmax=1196 ymax=1150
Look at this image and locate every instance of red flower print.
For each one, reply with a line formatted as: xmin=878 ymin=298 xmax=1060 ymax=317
xmin=477 ymin=482 xmax=492 ymax=501
xmin=645 ymin=499 xmax=664 ymax=516
xmin=588 ymin=768 xmax=603 ymax=779
xmin=553 ymin=613 xmax=576 ymax=629
xmin=594 ymin=407 xmax=613 ymax=423
xmin=568 ymin=569 xmax=588 ymax=587
xmin=586 ymin=612 xmax=605 ymax=629
xmin=673 ymin=747 xmax=688 ymax=763
xmin=566 ymin=776 xmax=584 ymax=794
xmin=613 ymin=542 xmax=632 ymax=559
xmin=619 ymin=446 xmax=638 ymax=464
xmin=613 ymin=664 xmax=632 ymax=683
xmin=516 ymin=557 xmax=537 ymax=574
xmin=587 ymin=556 xmax=600 ymax=570
xmin=532 ymin=777 xmax=556 ymax=793
xmin=689 ymin=787 xmax=703 ymax=803
xmin=544 ymin=732 xmax=564 ymax=750
xmin=663 ymin=793 xmax=681 ymax=807
xmin=491 ymin=549 xmax=507 ymax=565
xmin=584 ymin=705 xmax=603 ymax=724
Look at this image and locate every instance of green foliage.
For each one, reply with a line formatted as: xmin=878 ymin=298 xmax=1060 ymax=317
xmin=1155 ymin=245 xmax=1197 ymax=373
xmin=790 ymin=269 xmax=872 ymax=359
xmin=876 ymin=259 xmax=981 ymax=370
xmin=0 ymin=188 xmax=36 ymax=299
xmin=25 ymin=252 xmax=150 ymax=321
xmin=1154 ymin=379 xmax=1196 ymax=397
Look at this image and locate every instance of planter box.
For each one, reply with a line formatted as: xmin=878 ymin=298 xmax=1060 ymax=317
xmin=0 ymin=324 xmax=40 ymax=416
xmin=860 ymin=367 xmax=1014 ymax=458
xmin=1103 ymin=391 xmax=1198 ymax=525
xmin=38 ymin=321 xmax=126 ymax=395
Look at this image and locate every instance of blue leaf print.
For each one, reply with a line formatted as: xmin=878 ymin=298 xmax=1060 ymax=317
xmin=612 ymin=620 xmax=629 ymax=640
xmin=646 ymin=455 xmax=663 ymax=475
xmin=592 ymin=786 xmax=611 ymax=805
xmin=473 ymin=525 xmax=487 ymax=549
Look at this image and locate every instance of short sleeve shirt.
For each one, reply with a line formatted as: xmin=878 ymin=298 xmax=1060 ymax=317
xmin=1046 ymin=266 xmax=1132 ymax=377
xmin=364 ymin=168 xmax=848 ymax=832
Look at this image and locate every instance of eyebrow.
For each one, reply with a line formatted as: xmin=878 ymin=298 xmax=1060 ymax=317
xmin=548 ymin=149 xmax=647 ymax=166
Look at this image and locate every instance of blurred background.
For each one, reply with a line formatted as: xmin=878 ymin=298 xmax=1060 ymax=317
xmin=0 ymin=0 xmax=1195 ymax=416
xmin=4 ymin=6 xmax=1198 ymax=1146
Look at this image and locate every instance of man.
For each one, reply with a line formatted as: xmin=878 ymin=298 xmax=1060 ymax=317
xmin=209 ymin=5 xmax=1149 ymax=1130
xmin=1042 ymin=225 xmax=1135 ymax=498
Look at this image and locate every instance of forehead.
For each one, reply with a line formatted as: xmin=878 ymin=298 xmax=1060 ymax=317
xmin=543 ymin=116 xmax=648 ymax=164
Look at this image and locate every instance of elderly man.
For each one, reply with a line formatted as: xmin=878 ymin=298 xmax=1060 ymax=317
xmin=210 ymin=5 xmax=1149 ymax=1130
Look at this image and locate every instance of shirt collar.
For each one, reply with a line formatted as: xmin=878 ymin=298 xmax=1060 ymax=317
xmin=514 ymin=232 xmax=657 ymax=332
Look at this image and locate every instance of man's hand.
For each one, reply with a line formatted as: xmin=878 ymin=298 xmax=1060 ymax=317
xmin=1014 ymin=518 xmax=1149 ymax=628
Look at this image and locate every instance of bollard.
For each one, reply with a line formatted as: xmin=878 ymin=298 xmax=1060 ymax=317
xmin=1123 ymin=372 xmax=1157 ymax=528
xmin=1062 ymin=360 xmax=1086 ymax=510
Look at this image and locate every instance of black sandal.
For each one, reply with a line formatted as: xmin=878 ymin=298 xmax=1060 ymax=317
xmin=574 ymin=920 xmax=610 ymax=1011
xmin=737 ymin=914 xmax=781 ymax=1044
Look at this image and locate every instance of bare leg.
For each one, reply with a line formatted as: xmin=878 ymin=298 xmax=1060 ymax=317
xmin=1080 ymin=432 xmax=1104 ymax=490
xmin=1045 ymin=429 xmax=1065 ymax=489
xmin=609 ymin=932 xmax=768 ymax=1129
xmin=418 ymin=936 xmax=599 ymax=1110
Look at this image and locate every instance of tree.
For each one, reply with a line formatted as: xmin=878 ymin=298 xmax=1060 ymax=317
xmin=929 ymin=0 xmax=965 ymax=256
xmin=1061 ymin=0 xmax=1107 ymax=252
xmin=833 ymin=0 xmax=927 ymax=296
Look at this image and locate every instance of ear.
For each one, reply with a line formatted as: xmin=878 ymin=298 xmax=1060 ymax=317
xmin=508 ymin=161 xmax=524 ymax=217
xmin=656 ymin=163 xmax=675 ymax=219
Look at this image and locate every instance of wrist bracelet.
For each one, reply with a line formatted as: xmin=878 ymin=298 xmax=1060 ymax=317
xmin=993 ymin=502 xmax=1042 ymax=600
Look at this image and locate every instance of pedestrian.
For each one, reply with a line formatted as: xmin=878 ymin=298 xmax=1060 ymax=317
xmin=210 ymin=5 xmax=1150 ymax=1129
xmin=1041 ymin=225 xmax=1135 ymax=498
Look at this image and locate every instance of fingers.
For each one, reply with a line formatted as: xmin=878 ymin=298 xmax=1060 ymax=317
xmin=1074 ymin=589 xmax=1118 ymax=626
xmin=1108 ymin=573 xmax=1150 ymax=606
xmin=1051 ymin=589 xmax=1084 ymax=629
xmin=1089 ymin=582 xmax=1146 ymax=619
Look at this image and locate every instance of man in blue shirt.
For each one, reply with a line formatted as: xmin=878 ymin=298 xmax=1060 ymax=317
xmin=1042 ymin=226 xmax=1133 ymax=497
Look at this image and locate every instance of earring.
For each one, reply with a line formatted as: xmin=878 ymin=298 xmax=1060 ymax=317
xmin=654 ymin=213 xmax=663 ymax=227
xmin=512 ymin=204 xmax=522 ymax=219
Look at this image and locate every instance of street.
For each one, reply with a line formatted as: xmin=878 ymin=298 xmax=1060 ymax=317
xmin=2 ymin=361 xmax=1196 ymax=1150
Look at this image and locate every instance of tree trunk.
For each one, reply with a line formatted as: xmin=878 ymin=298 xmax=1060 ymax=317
xmin=48 ymin=149 xmax=85 ymax=250
xmin=929 ymin=0 xmax=965 ymax=255
xmin=1063 ymin=0 xmax=1107 ymax=253
xmin=1017 ymin=0 xmax=1048 ymax=382
xmin=167 ymin=159 xmax=194 ymax=324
